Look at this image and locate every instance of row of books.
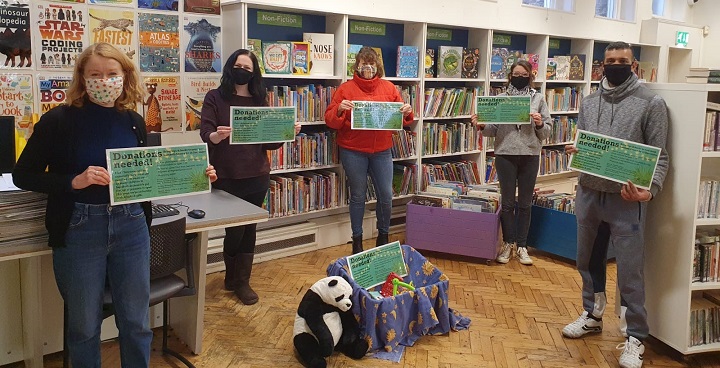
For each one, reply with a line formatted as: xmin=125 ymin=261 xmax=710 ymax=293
xmin=395 ymin=84 xmax=421 ymax=116
xmin=360 ymin=163 xmax=418 ymax=201
xmin=0 ymin=190 xmax=47 ymax=245
xmin=249 ymin=34 xmax=334 ymax=76
xmin=533 ymin=191 xmax=576 ymax=214
xmin=538 ymin=149 xmax=571 ymax=176
xmin=697 ymin=179 xmax=720 ymax=219
xmin=490 ymin=49 xmax=539 ymax=79
xmin=694 ymin=232 xmax=720 ymax=283
xmin=421 ymin=122 xmax=479 ymax=156
xmin=485 ymin=156 xmax=497 ymax=183
xmin=425 ymin=47 xmax=480 ymax=79
xmin=423 ymin=87 xmax=482 ymax=118
xmin=347 ymin=45 xmax=422 ymax=78
xmin=266 ymin=84 xmax=336 ymax=123
xmin=689 ymin=292 xmax=720 ymax=347
xmin=545 ymin=87 xmax=583 ymax=112
xmin=265 ymin=171 xmax=344 ymax=218
xmin=411 ymin=182 xmax=500 ymax=213
xmin=545 ymin=116 xmax=577 ymax=145
xmin=391 ymin=130 xmax=417 ymax=159
xmin=485 ymin=136 xmax=495 ymax=151
xmin=686 ymin=68 xmax=720 ymax=84
xmin=267 ymin=131 xmax=338 ymax=172
xmin=703 ymin=105 xmax=720 ymax=152
xmin=421 ymin=160 xmax=482 ymax=191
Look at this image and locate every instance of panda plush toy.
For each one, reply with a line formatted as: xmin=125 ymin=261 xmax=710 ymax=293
xmin=293 ymin=276 xmax=369 ymax=368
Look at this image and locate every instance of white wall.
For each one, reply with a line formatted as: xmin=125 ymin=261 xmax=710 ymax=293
xmin=688 ymin=0 xmax=720 ymax=67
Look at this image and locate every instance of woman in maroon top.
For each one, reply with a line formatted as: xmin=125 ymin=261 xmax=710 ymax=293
xmin=200 ymin=49 xmax=300 ymax=305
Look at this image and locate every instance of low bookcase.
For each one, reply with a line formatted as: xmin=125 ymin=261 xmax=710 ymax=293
xmin=405 ymin=203 xmax=500 ymax=261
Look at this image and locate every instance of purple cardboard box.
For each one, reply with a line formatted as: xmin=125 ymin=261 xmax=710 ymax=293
xmin=405 ymin=203 xmax=501 ymax=260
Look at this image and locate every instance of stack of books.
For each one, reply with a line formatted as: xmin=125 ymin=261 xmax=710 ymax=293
xmin=0 ymin=189 xmax=48 ymax=251
xmin=686 ymin=68 xmax=720 ymax=84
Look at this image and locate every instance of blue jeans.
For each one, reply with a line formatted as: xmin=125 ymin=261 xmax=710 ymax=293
xmin=53 ymin=203 xmax=152 ymax=368
xmin=495 ymin=155 xmax=539 ymax=247
xmin=339 ymin=147 xmax=393 ymax=237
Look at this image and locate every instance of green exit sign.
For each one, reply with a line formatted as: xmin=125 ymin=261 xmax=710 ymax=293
xmin=676 ymin=31 xmax=689 ymax=47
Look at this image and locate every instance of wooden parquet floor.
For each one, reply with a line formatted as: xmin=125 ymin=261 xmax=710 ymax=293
xmin=22 ymin=234 xmax=720 ymax=368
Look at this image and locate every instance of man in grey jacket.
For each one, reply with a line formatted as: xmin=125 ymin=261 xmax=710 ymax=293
xmin=562 ymin=41 xmax=669 ymax=368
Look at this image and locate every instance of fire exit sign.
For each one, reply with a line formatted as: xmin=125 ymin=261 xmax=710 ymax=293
xmin=676 ymin=31 xmax=689 ymax=47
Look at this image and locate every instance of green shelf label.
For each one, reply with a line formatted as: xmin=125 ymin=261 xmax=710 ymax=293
xmin=549 ymin=38 xmax=561 ymax=49
xmin=493 ymin=34 xmax=511 ymax=46
xmin=349 ymin=20 xmax=386 ymax=36
xmin=257 ymin=11 xmax=302 ymax=28
xmin=427 ymin=28 xmax=452 ymax=41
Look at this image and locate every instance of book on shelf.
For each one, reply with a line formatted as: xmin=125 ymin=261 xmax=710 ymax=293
xmin=302 ymin=32 xmax=334 ymax=76
xmin=591 ymin=60 xmax=603 ymax=81
xmin=263 ymin=41 xmax=292 ymax=74
xmin=554 ymin=55 xmax=571 ymax=80
xmin=291 ymin=42 xmax=311 ymax=75
xmin=545 ymin=86 xmax=583 ymax=111
xmin=395 ymin=84 xmax=420 ymax=115
xmin=422 ymin=121 xmax=478 ymax=156
xmin=689 ymin=294 xmax=720 ymax=347
xmin=504 ymin=50 xmax=523 ymax=78
xmin=422 ymin=86 xmax=481 ymax=118
xmin=697 ymin=178 xmax=720 ymax=219
xmin=687 ymin=76 xmax=720 ymax=84
xmin=265 ymin=170 xmax=343 ymax=218
xmin=546 ymin=57 xmax=557 ymax=80
xmin=688 ymin=68 xmax=720 ymax=78
xmin=490 ymin=48 xmax=507 ymax=79
xmin=396 ymin=46 xmax=420 ymax=78
xmin=266 ymin=84 xmax=336 ymax=123
xmin=422 ymin=160 xmax=481 ymax=190
xmin=522 ymin=53 xmax=539 ymax=78
xmin=391 ymin=129 xmax=417 ymax=159
xmin=533 ymin=191 xmax=575 ymax=214
xmin=702 ymin=110 xmax=719 ymax=152
xmin=451 ymin=196 xmax=497 ymax=213
xmin=568 ymin=54 xmax=586 ymax=81
xmin=538 ymin=148 xmax=571 ymax=176
xmin=546 ymin=116 xmax=577 ymax=145
xmin=461 ymin=48 xmax=479 ymax=79
xmin=410 ymin=193 xmax=451 ymax=208
xmin=371 ymin=47 xmax=384 ymax=68
xmin=424 ymin=48 xmax=436 ymax=78
xmin=391 ymin=163 xmax=417 ymax=196
xmin=347 ymin=44 xmax=363 ymax=77
xmin=247 ymin=38 xmax=265 ymax=74
xmin=693 ymin=232 xmax=719 ymax=283
xmin=266 ymin=130 xmax=338 ymax=171
xmin=438 ymin=46 xmax=463 ymax=78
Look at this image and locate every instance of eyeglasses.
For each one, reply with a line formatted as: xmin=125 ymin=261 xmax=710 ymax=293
xmin=511 ymin=74 xmax=530 ymax=78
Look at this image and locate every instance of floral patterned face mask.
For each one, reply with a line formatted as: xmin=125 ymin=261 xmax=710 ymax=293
xmin=85 ymin=76 xmax=124 ymax=106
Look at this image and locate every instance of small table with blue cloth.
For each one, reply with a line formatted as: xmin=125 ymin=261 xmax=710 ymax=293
xmin=327 ymin=244 xmax=471 ymax=355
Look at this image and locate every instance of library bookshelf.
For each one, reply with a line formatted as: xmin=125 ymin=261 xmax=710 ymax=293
xmin=644 ymin=83 xmax=720 ymax=355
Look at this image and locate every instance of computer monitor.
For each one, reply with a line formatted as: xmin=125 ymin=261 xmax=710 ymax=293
xmin=147 ymin=132 xmax=162 ymax=147
xmin=0 ymin=116 xmax=15 ymax=173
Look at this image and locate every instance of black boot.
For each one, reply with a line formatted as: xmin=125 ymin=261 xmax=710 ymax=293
xmin=376 ymin=232 xmax=389 ymax=247
xmin=223 ymin=253 xmax=238 ymax=291
xmin=234 ymin=253 xmax=259 ymax=305
xmin=351 ymin=235 xmax=363 ymax=254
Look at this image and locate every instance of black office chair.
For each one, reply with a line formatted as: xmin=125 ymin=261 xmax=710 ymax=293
xmin=63 ymin=217 xmax=196 ymax=367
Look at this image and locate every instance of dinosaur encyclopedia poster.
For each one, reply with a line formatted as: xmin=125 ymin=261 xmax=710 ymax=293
xmin=0 ymin=0 xmax=32 ymax=70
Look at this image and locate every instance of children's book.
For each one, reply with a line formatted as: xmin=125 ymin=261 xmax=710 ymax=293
xmin=546 ymin=57 xmax=557 ymax=80
xmin=370 ymin=46 xmax=384 ymax=68
xmin=461 ymin=48 xmax=479 ymax=79
xmin=591 ymin=60 xmax=603 ymax=81
xmin=554 ymin=55 xmax=571 ymax=80
xmin=347 ymin=44 xmax=363 ymax=76
xmin=396 ymin=46 xmax=419 ymax=78
xmin=490 ymin=48 xmax=507 ymax=79
xmin=504 ymin=49 xmax=523 ymax=77
xmin=263 ymin=41 xmax=291 ymax=74
xmin=568 ymin=54 xmax=586 ymax=81
xmin=291 ymin=41 xmax=310 ymax=75
xmin=424 ymin=48 xmax=436 ymax=78
xmin=438 ymin=46 xmax=463 ymax=78
xmin=247 ymin=38 xmax=265 ymax=74
xmin=522 ymin=53 xmax=539 ymax=78
xmin=302 ymin=32 xmax=334 ymax=76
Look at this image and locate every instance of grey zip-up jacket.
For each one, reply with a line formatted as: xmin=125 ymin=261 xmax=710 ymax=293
xmin=576 ymin=74 xmax=669 ymax=197
xmin=481 ymin=89 xmax=552 ymax=156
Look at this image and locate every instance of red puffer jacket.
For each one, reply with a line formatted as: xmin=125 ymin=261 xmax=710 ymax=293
xmin=325 ymin=74 xmax=414 ymax=153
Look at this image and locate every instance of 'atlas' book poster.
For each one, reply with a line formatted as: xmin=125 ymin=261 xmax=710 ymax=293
xmin=38 ymin=74 xmax=72 ymax=115
xmin=0 ymin=73 xmax=35 ymax=140
xmin=0 ymin=0 xmax=32 ymax=69
xmin=138 ymin=12 xmax=179 ymax=73
xmin=34 ymin=2 xmax=88 ymax=71
xmin=184 ymin=0 xmax=220 ymax=15
xmin=138 ymin=0 xmax=177 ymax=11
xmin=182 ymin=15 xmax=221 ymax=73
xmin=140 ymin=76 xmax=182 ymax=133
xmin=183 ymin=75 xmax=219 ymax=131
xmin=88 ymin=7 xmax=137 ymax=63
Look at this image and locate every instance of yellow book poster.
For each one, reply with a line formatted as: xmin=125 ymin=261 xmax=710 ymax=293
xmin=0 ymin=74 xmax=35 ymax=145
xmin=38 ymin=73 xmax=72 ymax=115
xmin=138 ymin=12 xmax=179 ymax=73
xmin=183 ymin=75 xmax=219 ymax=131
xmin=34 ymin=2 xmax=88 ymax=71
xmin=140 ymin=76 xmax=182 ymax=133
xmin=88 ymin=7 xmax=137 ymax=63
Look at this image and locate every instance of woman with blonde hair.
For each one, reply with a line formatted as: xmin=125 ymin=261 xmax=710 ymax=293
xmin=325 ymin=46 xmax=414 ymax=254
xmin=13 ymin=42 xmax=217 ymax=367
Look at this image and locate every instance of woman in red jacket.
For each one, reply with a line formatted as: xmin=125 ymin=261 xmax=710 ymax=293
xmin=325 ymin=46 xmax=414 ymax=254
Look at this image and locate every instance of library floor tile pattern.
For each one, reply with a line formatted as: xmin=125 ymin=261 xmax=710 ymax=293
xmin=16 ymin=234 xmax=720 ymax=368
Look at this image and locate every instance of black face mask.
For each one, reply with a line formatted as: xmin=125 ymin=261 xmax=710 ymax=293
xmin=603 ymin=64 xmax=632 ymax=86
xmin=510 ymin=76 xmax=530 ymax=90
xmin=231 ymin=68 xmax=253 ymax=85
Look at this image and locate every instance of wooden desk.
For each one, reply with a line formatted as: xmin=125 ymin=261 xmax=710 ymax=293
xmin=0 ymin=189 xmax=268 ymax=366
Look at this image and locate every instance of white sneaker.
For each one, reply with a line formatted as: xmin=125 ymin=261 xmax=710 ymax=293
xmin=496 ymin=242 xmax=514 ymax=264
xmin=516 ymin=247 xmax=533 ymax=265
xmin=617 ymin=336 xmax=644 ymax=368
xmin=562 ymin=311 xmax=603 ymax=338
